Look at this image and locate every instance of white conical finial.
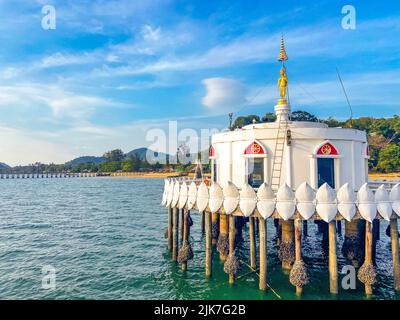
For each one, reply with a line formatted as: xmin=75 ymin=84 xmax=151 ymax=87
xmin=178 ymin=182 xmax=188 ymax=209
xmin=209 ymin=182 xmax=223 ymax=213
xmin=316 ymin=183 xmax=338 ymax=223
xmin=337 ymin=183 xmax=356 ymax=221
xmin=257 ymin=182 xmax=276 ymax=219
xmin=357 ymin=183 xmax=377 ymax=222
xmin=240 ymin=183 xmax=257 ymax=217
xmin=375 ymin=185 xmax=392 ymax=221
xmin=223 ymin=181 xmax=239 ymax=215
xmin=295 ymin=182 xmax=316 ymax=220
xmin=276 ymin=183 xmax=296 ymax=220
xmin=171 ymin=180 xmax=180 ymax=208
xmin=196 ymin=182 xmax=209 ymax=212
xmin=187 ymin=181 xmax=197 ymax=210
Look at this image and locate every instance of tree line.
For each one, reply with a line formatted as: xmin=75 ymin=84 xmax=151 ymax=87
xmin=0 ymin=148 xmax=208 ymax=175
xmin=233 ymin=111 xmax=400 ymax=173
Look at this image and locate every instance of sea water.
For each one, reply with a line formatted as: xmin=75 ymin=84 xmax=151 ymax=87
xmin=0 ymin=177 xmax=398 ymax=300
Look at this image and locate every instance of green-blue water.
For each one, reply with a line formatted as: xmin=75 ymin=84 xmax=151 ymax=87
xmin=0 ymin=177 xmax=398 ymax=300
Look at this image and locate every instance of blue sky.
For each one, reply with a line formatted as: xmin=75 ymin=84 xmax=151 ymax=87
xmin=0 ymin=0 xmax=399 ymax=165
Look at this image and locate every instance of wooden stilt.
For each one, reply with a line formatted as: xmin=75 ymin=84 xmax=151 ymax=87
xmin=390 ymin=218 xmax=400 ymax=291
xmin=172 ymin=207 xmax=179 ymax=261
xmin=249 ymin=216 xmax=257 ymax=270
xmin=180 ymin=209 xmax=184 ymax=244
xmin=212 ymin=212 xmax=219 ymax=245
xmin=219 ymin=214 xmax=229 ymax=261
xmin=294 ymin=219 xmax=302 ymax=295
xmin=205 ymin=211 xmax=212 ymax=277
xmin=182 ymin=210 xmax=188 ymax=271
xmin=328 ymin=221 xmax=338 ymax=294
xmin=229 ymin=215 xmax=236 ymax=284
xmin=167 ymin=206 xmax=173 ymax=252
xmin=303 ymin=220 xmax=308 ymax=237
xmin=281 ymin=220 xmax=294 ymax=270
xmin=200 ymin=210 xmax=205 ymax=234
xmin=187 ymin=210 xmax=191 ymax=239
xmin=364 ymin=221 xmax=373 ymax=295
xmin=259 ymin=217 xmax=267 ymax=291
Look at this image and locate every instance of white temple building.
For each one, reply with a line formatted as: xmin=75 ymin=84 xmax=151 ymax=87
xmin=209 ymin=36 xmax=369 ymax=192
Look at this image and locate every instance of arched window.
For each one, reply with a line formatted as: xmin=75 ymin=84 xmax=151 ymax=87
xmin=312 ymin=141 xmax=340 ymax=189
xmin=243 ymin=141 xmax=267 ymax=188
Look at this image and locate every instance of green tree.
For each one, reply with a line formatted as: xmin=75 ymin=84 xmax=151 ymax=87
xmin=371 ymin=118 xmax=395 ymax=139
xmin=233 ymin=115 xmax=260 ymax=129
xmin=100 ymin=161 xmax=121 ymax=172
xmin=324 ymin=116 xmax=343 ymax=128
xmin=345 ymin=117 xmax=374 ymax=131
xmin=121 ymin=159 xmax=133 ymax=172
xmin=377 ymin=144 xmax=400 ymax=172
xmin=261 ymin=112 xmax=276 ymax=122
xmin=103 ymin=149 xmax=124 ymax=162
xmin=290 ymin=110 xmax=318 ymax=122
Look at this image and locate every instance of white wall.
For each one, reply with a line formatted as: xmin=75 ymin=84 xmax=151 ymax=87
xmin=211 ymin=124 xmax=367 ymax=190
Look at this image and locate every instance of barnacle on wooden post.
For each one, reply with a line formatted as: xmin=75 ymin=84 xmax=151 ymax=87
xmin=278 ymin=240 xmax=295 ymax=266
xmin=177 ymin=240 xmax=193 ymax=264
xmin=289 ymin=260 xmax=309 ymax=288
xmin=358 ymin=263 xmax=377 ymax=286
xmin=223 ymin=252 xmax=241 ymax=276
xmin=217 ymin=233 xmax=229 ymax=257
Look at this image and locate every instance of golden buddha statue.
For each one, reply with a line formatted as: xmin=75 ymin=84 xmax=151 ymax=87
xmin=278 ymin=67 xmax=288 ymax=100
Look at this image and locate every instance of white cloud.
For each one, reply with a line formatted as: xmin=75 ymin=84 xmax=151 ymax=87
xmin=49 ymin=95 xmax=119 ymax=118
xmin=0 ymin=84 xmax=129 ymax=119
xmin=39 ymin=52 xmax=97 ymax=69
xmin=141 ymin=24 xmax=161 ymax=41
xmin=202 ymin=77 xmax=247 ymax=110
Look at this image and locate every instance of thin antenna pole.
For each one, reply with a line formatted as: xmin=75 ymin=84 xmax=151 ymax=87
xmin=336 ymin=67 xmax=353 ymax=127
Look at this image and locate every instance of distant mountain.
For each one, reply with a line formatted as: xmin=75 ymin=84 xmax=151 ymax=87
xmin=65 ymin=148 xmax=174 ymax=166
xmin=126 ymin=147 xmax=168 ymax=163
xmin=65 ymin=156 xmax=106 ymax=165
xmin=0 ymin=162 xmax=10 ymax=169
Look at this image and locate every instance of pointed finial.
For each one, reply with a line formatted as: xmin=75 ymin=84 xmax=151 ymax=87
xmin=278 ymin=34 xmax=288 ymax=62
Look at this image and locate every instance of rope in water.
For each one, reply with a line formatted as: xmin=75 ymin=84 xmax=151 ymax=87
xmin=240 ymin=260 xmax=282 ymax=299
xmin=184 ymin=237 xmax=282 ymax=299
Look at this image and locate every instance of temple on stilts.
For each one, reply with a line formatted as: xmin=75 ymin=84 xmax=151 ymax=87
xmin=161 ymin=36 xmax=400 ymax=297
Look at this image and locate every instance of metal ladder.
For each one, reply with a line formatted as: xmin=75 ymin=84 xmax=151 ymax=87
xmin=270 ymin=121 xmax=288 ymax=191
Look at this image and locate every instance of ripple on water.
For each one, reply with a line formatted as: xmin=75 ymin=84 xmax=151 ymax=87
xmin=0 ymin=178 xmax=398 ymax=299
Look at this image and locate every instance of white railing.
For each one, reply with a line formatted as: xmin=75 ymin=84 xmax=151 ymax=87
xmin=162 ymin=179 xmax=400 ymax=223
